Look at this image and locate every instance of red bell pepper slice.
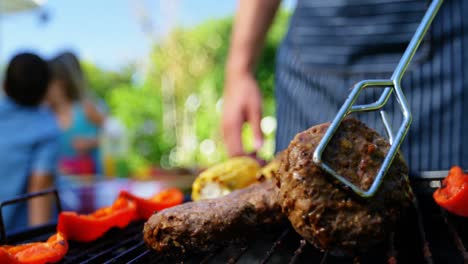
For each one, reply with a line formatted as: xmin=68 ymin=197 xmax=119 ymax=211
xmin=0 ymin=232 xmax=68 ymax=264
xmin=119 ymin=188 xmax=184 ymax=220
xmin=57 ymin=196 xmax=137 ymax=242
xmin=433 ymin=166 xmax=468 ymax=217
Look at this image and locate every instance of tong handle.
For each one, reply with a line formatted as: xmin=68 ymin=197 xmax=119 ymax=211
xmin=351 ymin=0 xmax=444 ymax=113
xmin=393 ymin=0 xmax=442 ymax=81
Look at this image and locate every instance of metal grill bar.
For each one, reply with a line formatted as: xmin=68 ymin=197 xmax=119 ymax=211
xmin=319 ymin=251 xmax=329 ymax=264
xmin=260 ymin=228 xmax=290 ymax=264
xmin=65 ymin=241 xmax=115 ymax=263
xmin=209 ymin=243 xmax=250 ymax=263
xmin=127 ymin=250 xmax=151 ymax=264
xmin=102 ymin=240 xmax=146 ymax=264
xmin=60 ymin=221 xmax=144 ymax=263
xmin=288 ymin=239 xmax=307 ymax=264
xmin=79 ymin=235 xmax=142 ymax=264
xmin=413 ymin=196 xmax=434 ymax=264
xmin=440 ymin=208 xmax=468 ymax=262
xmin=200 ymin=248 xmax=222 ymax=264
xmin=226 ymin=246 xmax=248 ymax=264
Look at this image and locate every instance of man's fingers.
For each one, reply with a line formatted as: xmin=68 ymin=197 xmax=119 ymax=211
xmin=248 ymin=99 xmax=264 ymax=151
xmin=222 ymin=114 xmax=245 ymax=157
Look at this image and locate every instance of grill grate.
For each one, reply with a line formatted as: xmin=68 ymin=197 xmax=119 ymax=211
xmin=4 ymin=179 xmax=468 ymax=263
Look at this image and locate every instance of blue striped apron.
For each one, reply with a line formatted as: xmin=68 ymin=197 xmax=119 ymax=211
xmin=275 ymin=0 xmax=468 ymax=172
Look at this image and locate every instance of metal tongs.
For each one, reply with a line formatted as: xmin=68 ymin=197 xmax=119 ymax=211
xmin=313 ymin=0 xmax=444 ymax=198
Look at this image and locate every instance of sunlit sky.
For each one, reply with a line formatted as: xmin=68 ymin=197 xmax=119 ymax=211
xmin=1 ymin=0 xmax=295 ymax=71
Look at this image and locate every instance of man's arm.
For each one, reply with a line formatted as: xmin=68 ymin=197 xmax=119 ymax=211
xmin=28 ymin=172 xmax=53 ymax=226
xmin=222 ymin=0 xmax=281 ymax=156
xmin=226 ymin=0 xmax=281 ymax=75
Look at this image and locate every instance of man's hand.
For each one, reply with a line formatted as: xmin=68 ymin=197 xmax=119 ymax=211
xmin=221 ymin=0 xmax=280 ymax=156
xmin=222 ymin=71 xmax=263 ymax=156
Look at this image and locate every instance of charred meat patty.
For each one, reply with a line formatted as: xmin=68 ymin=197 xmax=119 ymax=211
xmin=276 ymin=118 xmax=413 ymax=254
xmin=143 ymin=180 xmax=284 ymax=256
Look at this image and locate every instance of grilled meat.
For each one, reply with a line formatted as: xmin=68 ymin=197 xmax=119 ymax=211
xmin=276 ymin=118 xmax=413 ymax=254
xmin=143 ymin=180 xmax=284 ymax=256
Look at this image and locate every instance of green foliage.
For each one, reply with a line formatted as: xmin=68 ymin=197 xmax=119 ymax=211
xmin=85 ymin=10 xmax=290 ymax=170
xmin=82 ymin=62 xmax=135 ymax=101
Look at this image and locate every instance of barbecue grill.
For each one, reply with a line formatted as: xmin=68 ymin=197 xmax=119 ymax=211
xmin=1 ymin=172 xmax=467 ymax=264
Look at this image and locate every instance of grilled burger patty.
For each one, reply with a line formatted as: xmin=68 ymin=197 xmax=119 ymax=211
xmin=276 ymin=118 xmax=413 ymax=254
xmin=143 ymin=180 xmax=284 ymax=256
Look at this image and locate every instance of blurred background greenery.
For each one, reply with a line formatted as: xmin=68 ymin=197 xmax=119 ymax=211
xmin=81 ymin=11 xmax=289 ymax=174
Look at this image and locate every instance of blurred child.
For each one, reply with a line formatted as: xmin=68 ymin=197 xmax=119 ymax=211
xmin=0 ymin=52 xmax=60 ymax=232
xmin=46 ymin=52 xmax=104 ymax=175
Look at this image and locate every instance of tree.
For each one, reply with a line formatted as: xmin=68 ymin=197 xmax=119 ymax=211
xmin=86 ymin=11 xmax=291 ymax=170
xmin=82 ymin=62 xmax=136 ymax=102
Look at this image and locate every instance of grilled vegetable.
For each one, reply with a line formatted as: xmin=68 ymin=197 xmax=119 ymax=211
xmin=191 ymin=156 xmax=260 ymax=201
xmin=0 ymin=232 xmax=68 ymax=264
xmin=433 ymin=166 xmax=468 ymax=217
xmin=256 ymin=151 xmax=286 ymax=182
xmin=57 ymin=196 xmax=137 ymax=242
xmin=119 ymin=188 xmax=184 ymax=220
